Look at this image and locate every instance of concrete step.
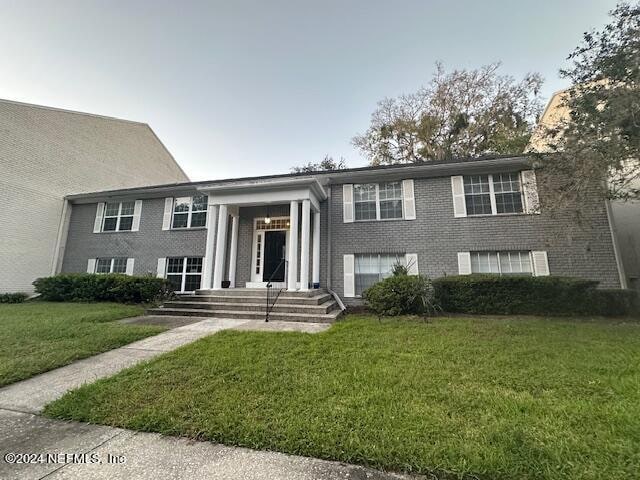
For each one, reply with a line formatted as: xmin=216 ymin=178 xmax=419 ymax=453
xmin=173 ymin=293 xmax=333 ymax=306
xmin=163 ymin=300 xmax=339 ymax=314
xmin=194 ymin=288 xmax=327 ymax=298
xmin=145 ymin=307 xmax=340 ymax=323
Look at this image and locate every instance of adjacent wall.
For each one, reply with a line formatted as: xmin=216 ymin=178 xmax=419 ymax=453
xmin=0 ymin=100 xmax=188 ymax=293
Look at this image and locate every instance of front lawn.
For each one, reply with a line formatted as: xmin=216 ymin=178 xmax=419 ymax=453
xmin=44 ymin=315 xmax=640 ymax=479
xmin=0 ymin=302 xmax=166 ymax=386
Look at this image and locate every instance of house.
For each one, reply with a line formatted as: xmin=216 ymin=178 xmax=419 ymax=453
xmin=0 ymin=99 xmax=189 ymax=293
xmin=529 ymin=89 xmax=640 ymax=291
xmin=57 ymin=154 xmax=626 ymax=320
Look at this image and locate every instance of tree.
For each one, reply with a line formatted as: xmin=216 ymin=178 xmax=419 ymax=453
xmin=536 ymin=2 xmax=640 ymax=210
xmin=353 ymin=62 xmax=544 ymax=165
xmin=291 ymin=155 xmax=347 ymax=173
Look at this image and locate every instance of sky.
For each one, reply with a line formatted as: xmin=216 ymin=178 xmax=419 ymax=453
xmin=0 ymin=0 xmax=620 ymax=181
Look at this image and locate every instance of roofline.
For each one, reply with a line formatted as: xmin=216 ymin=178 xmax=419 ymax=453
xmin=65 ymin=153 xmax=538 ymax=201
xmin=0 ymin=97 xmax=148 ymax=126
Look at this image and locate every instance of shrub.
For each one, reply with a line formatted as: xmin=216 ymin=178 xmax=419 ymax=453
xmin=364 ymin=274 xmax=438 ymax=317
xmin=433 ymin=274 xmax=639 ymax=317
xmin=0 ymin=292 xmax=29 ymax=304
xmin=33 ymin=274 xmax=172 ymax=304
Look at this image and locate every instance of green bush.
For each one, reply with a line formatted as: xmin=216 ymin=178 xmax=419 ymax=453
xmin=0 ymin=292 xmax=29 ymax=304
xmin=433 ymin=274 xmax=639 ymax=317
xmin=363 ymin=274 xmax=437 ymax=317
xmin=33 ymin=274 xmax=172 ymax=304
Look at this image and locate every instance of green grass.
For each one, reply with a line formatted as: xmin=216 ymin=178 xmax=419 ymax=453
xmin=44 ymin=315 xmax=640 ymax=479
xmin=0 ymin=302 xmax=166 ymax=386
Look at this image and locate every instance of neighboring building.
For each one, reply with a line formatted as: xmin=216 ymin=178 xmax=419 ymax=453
xmin=0 ymin=99 xmax=189 ymax=293
xmin=529 ymin=89 xmax=640 ymax=291
xmin=59 ymin=155 xmax=626 ymax=316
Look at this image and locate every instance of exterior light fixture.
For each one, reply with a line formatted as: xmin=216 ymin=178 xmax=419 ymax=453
xmin=264 ymin=209 xmax=271 ymax=225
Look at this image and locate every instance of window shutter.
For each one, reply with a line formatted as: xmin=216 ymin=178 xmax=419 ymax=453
xmin=402 ymin=179 xmax=416 ymax=220
xmin=405 ymin=253 xmax=419 ymax=275
xmin=93 ymin=203 xmax=105 ymax=233
xmin=531 ymin=251 xmax=549 ymax=276
xmin=457 ymin=252 xmax=472 ymax=275
xmin=156 ymin=258 xmax=167 ymax=278
xmin=521 ymin=170 xmax=540 ymax=214
xmin=125 ymin=258 xmax=135 ymax=276
xmin=343 ymin=254 xmax=355 ymax=297
xmin=131 ymin=200 xmax=143 ymax=231
xmin=87 ymin=258 xmax=96 ymax=273
xmin=451 ymin=176 xmax=467 ymax=218
xmin=162 ymin=198 xmax=174 ymax=230
xmin=343 ymin=184 xmax=354 ymax=223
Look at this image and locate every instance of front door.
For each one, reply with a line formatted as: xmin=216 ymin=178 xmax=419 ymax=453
xmin=262 ymin=230 xmax=286 ymax=282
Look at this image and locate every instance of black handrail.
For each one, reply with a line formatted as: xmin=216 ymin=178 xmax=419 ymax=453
xmin=265 ymin=258 xmax=287 ymax=322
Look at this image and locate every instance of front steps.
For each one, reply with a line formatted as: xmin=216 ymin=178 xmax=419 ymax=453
xmin=147 ymin=288 xmax=343 ymax=323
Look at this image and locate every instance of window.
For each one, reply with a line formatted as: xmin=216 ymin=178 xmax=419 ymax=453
xmin=379 ymin=181 xmax=403 ymax=219
xmin=470 ymin=251 xmax=532 ymax=275
xmin=355 ymin=253 xmax=402 ymax=295
xmin=354 ymin=182 xmax=403 ymax=221
xmin=464 ymin=173 xmax=524 ymax=216
xmin=95 ymin=257 xmax=128 ymax=274
xmin=102 ymin=201 xmax=135 ymax=231
xmin=166 ymin=257 xmax=203 ymax=292
xmin=354 ymin=184 xmax=377 ymax=221
xmin=172 ymin=195 xmax=208 ymax=229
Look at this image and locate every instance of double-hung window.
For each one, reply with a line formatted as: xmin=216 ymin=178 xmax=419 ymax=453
xmin=354 ymin=253 xmax=401 ymax=295
xmin=95 ymin=257 xmax=128 ymax=274
xmin=166 ymin=257 xmax=203 ymax=292
xmin=470 ymin=251 xmax=532 ymax=275
xmin=354 ymin=182 xmax=403 ymax=221
xmin=102 ymin=201 xmax=135 ymax=231
xmin=172 ymin=195 xmax=208 ymax=229
xmin=463 ymin=173 xmax=524 ymax=216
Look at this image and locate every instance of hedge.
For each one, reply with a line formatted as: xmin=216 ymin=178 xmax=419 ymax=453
xmin=0 ymin=292 xmax=29 ymax=304
xmin=433 ymin=274 xmax=639 ymax=317
xmin=33 ymin=274 xmax=172 ymax=304
xmin=363 ymin=274 xmax=437 ymax=317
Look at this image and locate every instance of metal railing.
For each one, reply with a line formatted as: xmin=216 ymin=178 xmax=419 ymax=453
xmin=265 ymin=258 xmax=287 ymax=322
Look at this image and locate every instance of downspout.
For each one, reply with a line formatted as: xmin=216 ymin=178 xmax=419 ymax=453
xmin=51 ymin=199 xmax=71 ymax=275
xmin=324 ymin=184 xmax=346 ymax=311
xmin=605 ymin=199 xmax=628 ymax=289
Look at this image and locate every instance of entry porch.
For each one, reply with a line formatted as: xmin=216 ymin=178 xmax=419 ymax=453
xmin=198 ymin=177 xmax=326 ymax=292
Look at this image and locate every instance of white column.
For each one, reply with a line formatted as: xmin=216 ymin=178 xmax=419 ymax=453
xmin=299 ymin=199 xmax=311 ymax=291
xmin=202 ymin=204 xmax=218 ymax=289
xmin=287 ymin=201 xmax=299 ymax=291
xmin=228 ymin=214 xmax=239 ymax=287
xmin=212 ymin=204 xmax=228 ymax=289
xmin=312 ymin=209 xmax=320 ymax=288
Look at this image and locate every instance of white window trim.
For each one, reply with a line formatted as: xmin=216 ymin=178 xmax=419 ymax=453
xmin=353 ymin=182 xmax=404 ymax=222
xmin=165 ymin=256 xmax=204 ymax=292
xmin=101 ymin=201 xmax=136 ymax=232
xmin=464 ymin=173 xmax=526 ymax=217
xmin=95 ymin=257 xmax=130 ymax=274
xmin=171 ymin=196 xmax=208 ymax=230
xmin=353 ymin=253 xmax=405 ymax=297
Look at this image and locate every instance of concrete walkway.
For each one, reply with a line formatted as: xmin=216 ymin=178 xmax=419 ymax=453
xmin=0 ymin=317 xmax=411 ymax=480
xmin=0 ymin=318 xmax=330 ymax=414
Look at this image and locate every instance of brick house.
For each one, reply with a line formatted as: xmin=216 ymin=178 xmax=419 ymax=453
xmin=57 ymin=154 xmax=626 ymax=319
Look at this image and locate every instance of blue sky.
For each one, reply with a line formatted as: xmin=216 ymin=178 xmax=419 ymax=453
xmin=0 ymin=0 xmax=619 ymax=180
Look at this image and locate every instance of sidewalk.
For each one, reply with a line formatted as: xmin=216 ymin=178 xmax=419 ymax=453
xmin=0 ymin=318 xmax=415 ymax=480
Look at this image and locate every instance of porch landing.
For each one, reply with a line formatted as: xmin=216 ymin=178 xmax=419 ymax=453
xmin=147 ymin=288 xmax=343 ymax=323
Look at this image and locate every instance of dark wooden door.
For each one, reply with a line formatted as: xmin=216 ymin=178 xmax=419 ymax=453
xmin=262 ymin=230 xmax=286 ymax=282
